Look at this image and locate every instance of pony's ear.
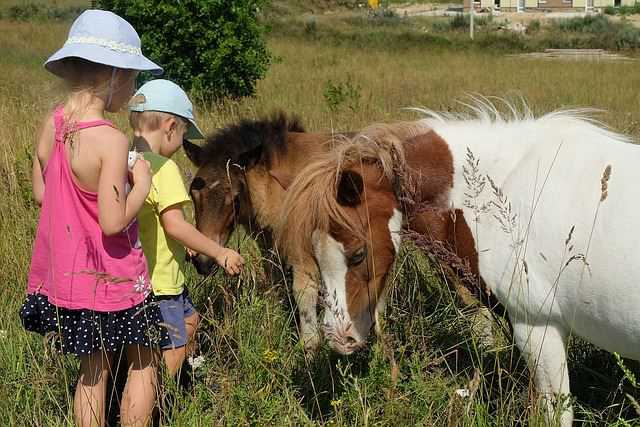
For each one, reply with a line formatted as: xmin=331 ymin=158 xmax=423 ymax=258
xmin=236 ymin=144 xmax=263 ymax=169
xmin=183 ymin=139 xmax=203 ymax=166
xmin=337 ymin=170 xmax=364 ymax=207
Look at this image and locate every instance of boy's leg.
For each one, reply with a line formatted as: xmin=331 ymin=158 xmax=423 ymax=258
xmin=120 ymin=345 xmax=158 ymax=427
xmin=162 ymin=311 xmax=200 ymax=376
xmin=75 ymin=350 xmax=114 ymax=427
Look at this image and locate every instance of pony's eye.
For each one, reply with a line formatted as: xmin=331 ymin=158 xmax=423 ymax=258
xmin=190 ymin=177 xmax=206 ymax=192
xmin=347 ymin=247 xmax=366 ymax=266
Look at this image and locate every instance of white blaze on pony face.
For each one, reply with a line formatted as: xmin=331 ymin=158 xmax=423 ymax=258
xmin=312 ymin=230 xmax=361 ymax=354
xmin=312 ymin=208 xmax=403 ymax=355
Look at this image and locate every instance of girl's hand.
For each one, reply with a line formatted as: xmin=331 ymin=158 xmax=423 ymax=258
xmin=214 ymin=248 xmax=245 ymax=276
xmin=130 ymin=156 xmax=152 ymax=190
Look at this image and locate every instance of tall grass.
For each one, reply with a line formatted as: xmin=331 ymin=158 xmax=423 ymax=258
xmin=1 ymin=9 xmax=640 ymax=426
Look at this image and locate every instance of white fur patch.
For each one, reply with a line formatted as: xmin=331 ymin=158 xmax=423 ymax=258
xmin=388 ymin=209 xmax=402 ymax=253
xmin=312 ymin=231 xmax=353 ymax=332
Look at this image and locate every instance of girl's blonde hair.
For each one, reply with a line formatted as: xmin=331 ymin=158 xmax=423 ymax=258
xmin=55 ymin=57 xmax=136 ymax=124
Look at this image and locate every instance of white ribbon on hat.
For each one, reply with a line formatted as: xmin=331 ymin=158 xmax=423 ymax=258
xmin=66 ymin=36 xmax=142 ymax=56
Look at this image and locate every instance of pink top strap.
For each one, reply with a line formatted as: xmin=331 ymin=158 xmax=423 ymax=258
xmin=53 ymin=105 xmax=114 ymax=144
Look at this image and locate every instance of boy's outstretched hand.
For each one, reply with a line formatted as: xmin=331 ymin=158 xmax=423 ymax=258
xmin=214 ymin=248 xmax=244 ymax=276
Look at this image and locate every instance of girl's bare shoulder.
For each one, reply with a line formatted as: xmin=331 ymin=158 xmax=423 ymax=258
xmin=87 ymin=125 xmax=129 ymax=153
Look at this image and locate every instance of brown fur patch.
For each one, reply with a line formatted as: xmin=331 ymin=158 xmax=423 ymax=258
xmin=402 ymin=130 xmax=454 ymax=212
xmin=398 ymin=130 xmax=497 ymax=306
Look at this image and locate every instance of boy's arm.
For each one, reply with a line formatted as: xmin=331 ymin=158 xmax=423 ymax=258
xmin=160 ymin=204 xmax=244 ymax=275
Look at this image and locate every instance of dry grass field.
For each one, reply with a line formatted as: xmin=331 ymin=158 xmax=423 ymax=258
xmin=1 ymin=1 xmax=640 ymax=425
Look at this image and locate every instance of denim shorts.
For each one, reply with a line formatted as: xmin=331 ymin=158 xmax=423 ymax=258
xmin=157 ymin=288 xmax=196 ymax=350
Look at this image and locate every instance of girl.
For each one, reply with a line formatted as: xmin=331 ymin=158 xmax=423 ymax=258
xmin=21 ymin=10 xmax=166 ymax=427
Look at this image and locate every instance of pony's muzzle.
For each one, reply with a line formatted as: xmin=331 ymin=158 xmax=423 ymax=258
xmin=323 ymin=323 xmax=365 ymax=355
xmin=190 ymin=254 xmax=216 ymax=275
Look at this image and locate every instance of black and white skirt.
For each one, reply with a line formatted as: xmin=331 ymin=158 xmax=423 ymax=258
xmin=20 ymin=293 xmax=168 ymax=357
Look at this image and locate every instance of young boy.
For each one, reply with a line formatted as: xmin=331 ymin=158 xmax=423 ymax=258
xmin=129 ymin=79 xmax=244 ymax=375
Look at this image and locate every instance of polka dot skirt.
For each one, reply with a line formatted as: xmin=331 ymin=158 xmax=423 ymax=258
xmin=19 ymin=293 xmax=169 ymax=356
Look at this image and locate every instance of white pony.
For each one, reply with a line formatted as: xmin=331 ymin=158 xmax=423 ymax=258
xmin=281 ymin=98 xmax=640 ymax=426
xmin=422 ymin=101 xmax=639 ymax=424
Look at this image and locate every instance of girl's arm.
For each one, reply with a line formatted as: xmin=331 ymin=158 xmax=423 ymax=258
xmin=32 ymin=114 xmax=55 ymax=205
xmin=97 ymin=132 xmax=151 ymax=236
xmin=160 ymin=204 xmax=244 ymax=275
xmin=32 ymin=160 xmax=44 ymax=205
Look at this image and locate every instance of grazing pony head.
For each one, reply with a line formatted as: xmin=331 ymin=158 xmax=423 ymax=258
xmin=184 ymin=113 xmax=304 ymax=274
xmin=279 ymin=132 xmax=405 ymax=354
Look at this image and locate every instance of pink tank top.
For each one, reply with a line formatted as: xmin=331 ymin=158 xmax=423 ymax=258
xmin=27 ymin=106 xmax=149 ymax=312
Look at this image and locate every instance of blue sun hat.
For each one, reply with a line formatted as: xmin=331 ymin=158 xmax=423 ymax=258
xmin=44 ymin=10 xmax=162 ymax=77
xmin=129 ymin=79 xmax=205 ymax=140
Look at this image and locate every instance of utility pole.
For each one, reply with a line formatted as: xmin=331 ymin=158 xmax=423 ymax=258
xmin=470 ymin=3 xmax=474 ymax=40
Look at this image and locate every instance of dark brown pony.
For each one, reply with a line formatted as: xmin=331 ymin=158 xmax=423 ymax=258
xmin=183 ymin=113 xmax=351 ymax=351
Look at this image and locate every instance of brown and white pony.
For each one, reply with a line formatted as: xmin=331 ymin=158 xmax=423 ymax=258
xmin=278 ymin=101 xmax=640 ymax=426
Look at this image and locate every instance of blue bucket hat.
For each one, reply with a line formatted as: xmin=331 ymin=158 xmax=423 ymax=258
xmin=45 ymin=10 xmax=162 ymax=77
xmin=129 ymin=79 xmax=205 ymax=140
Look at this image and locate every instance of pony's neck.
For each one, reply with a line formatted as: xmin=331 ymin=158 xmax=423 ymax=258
xmin=245 ymin=131 xmax=338 ymax=231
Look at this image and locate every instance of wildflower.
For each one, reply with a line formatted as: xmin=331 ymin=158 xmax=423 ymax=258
xmin=330 ymin=399 xmax=342 ymax=407
xmin=0 ymin=330 xmax=6 ymax=339
xmin=188 ymin=355 xmax=206 ymax=370
xmin=455 ymin=388 xmax=470 ymax=398
xmin=134 ymin=275 xmax=148 ymax=294
xmin=262 ymin=349 xmax=278 ymax=364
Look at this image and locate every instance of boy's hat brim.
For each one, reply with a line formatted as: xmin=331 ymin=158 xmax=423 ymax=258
xmin=45 ymin=43 xmax=163 ymax=77
xmin=185 ymin=118 xmax=205 ymax=140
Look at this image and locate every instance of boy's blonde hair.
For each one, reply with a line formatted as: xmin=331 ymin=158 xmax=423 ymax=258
xmin=129 ymin=105 xmax=188 ymax=134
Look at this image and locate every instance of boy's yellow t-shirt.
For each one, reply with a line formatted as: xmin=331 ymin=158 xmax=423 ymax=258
xmin=138 ymin=152 xmax=191 ymax=296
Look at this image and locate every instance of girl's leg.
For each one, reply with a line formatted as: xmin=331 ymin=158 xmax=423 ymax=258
xmin=74 ymin=351 xmax=114 ymax=427
xmin=162 ymin=311 xmax=200 ymax=376
xmin=120 ymin=345 xmax=158 ymax=427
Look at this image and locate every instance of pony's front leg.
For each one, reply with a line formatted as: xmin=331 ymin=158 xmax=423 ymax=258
xmin=512 ymin=321 xmax=572 ymax=427
xmin=292 ymin=263 xmax=320 ymax=353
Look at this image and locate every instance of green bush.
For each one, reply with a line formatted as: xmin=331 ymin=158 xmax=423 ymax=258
xmin=552 ymin=14 xmax=616 ymax=33
xmin=323 ymin=77 xmax=361 ymax=113
xmin=97 ymin=0 xmax=272 ymax=101
xmin=549 ymin=14 xmax=640 ymax=49
xmin=615 ymin=24 xmax=640 ymax=48
xmin=603 ymin=3 xmax=640 ymax=15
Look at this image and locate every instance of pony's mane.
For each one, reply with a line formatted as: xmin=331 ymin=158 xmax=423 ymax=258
xmin=277 ymin=124 xmax=411 ymax=262
xmin=200 ymin=112 xmax=305 ymax=167
xmin=412 ymin=95 xmax=631 ymax=143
